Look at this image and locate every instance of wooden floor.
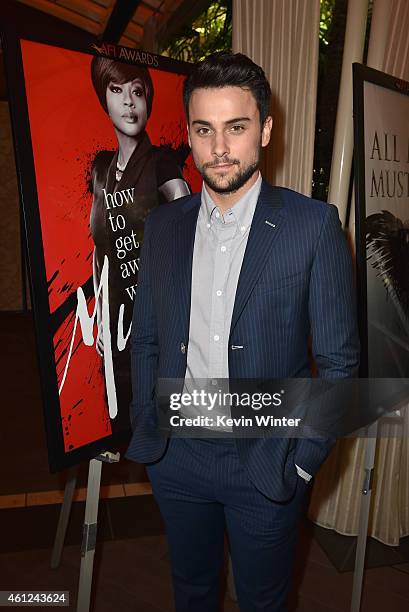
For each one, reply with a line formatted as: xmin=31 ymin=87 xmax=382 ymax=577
xmin=0 ymin=312 xmax=408 ymax=611
xmin=1 ymin=505 xmax=408 ymax=612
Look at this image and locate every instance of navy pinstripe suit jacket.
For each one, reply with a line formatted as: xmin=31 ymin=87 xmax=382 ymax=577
xmin=125 ymin=180 xmax=360 ymax=501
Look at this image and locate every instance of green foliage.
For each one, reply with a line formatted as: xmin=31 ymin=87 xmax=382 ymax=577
xmin=319 ymin=0 xmax=335 ymax=46
xmin=161 ymin=0 xmax=232 ymax=62
xmin=313 ymin=0 xmax=337 ymax=200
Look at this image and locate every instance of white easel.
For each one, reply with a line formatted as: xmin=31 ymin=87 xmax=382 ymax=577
xmin=50 ymin=451 xmax=120 ymax=612
xmin=351 ymin=407 xmax=404 ymax=612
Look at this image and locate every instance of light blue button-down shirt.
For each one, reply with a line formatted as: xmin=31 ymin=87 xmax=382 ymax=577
xmin=185 ymin=174 xmax=261 ymax=384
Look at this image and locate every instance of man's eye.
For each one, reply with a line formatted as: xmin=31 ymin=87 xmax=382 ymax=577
xmin=197 ymin=127 xmax=211 ymax=136
xmin=230 ymin=125 xmax=245 ymax=133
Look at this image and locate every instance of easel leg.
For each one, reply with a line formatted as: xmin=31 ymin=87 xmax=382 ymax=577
xmin=350 ymin=422 xmax=378 ymax=612
xmin=77 ymin=458 xmax=103 ymax=612
xmin=51 ymin=466 xmax=79 ymax=569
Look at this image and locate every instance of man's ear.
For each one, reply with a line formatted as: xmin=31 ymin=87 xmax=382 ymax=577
xmin=261 ymin=116 xmax=273 ymax=148
xmin=187 ymin=124 xmax=191 ymax=148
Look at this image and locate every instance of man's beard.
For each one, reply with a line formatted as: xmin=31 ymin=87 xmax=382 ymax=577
xmin=198 ymin=153 xmax=260 ymax=194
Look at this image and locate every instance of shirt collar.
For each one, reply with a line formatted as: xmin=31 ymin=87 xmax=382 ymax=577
xmin=200 ymin=172 xmax=262 ymax=230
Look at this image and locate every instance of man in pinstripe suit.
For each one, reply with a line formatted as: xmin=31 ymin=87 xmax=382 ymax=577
xmin=125 ymin=53 xmax=359 ymax=611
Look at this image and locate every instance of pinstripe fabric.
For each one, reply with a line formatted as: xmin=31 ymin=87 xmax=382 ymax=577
xmin=146 ymin=436 xmax=307 ymax=611
xmin=125 ymin=181 xmax=360 ymax=501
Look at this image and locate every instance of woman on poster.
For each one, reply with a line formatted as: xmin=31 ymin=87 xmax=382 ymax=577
xmin=90 ymin=56 xmax=190 ymax=434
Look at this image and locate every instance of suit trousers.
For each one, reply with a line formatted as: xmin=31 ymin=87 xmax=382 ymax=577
xmin=146 ymin=436 xmax=308 ymax=612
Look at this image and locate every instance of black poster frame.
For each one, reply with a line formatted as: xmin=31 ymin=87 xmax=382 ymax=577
xmin=353 ymin=62 xmax=409 ymax=379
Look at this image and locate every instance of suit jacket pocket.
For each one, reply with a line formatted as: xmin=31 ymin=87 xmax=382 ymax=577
xmin=252 ymin=271 xmax=306 ymax=295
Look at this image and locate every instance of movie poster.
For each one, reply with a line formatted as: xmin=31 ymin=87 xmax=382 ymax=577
xmin=4 ymin=36 xmax=201 ymax=471
xmin=353 ymin=65 xmax=409 ymax=378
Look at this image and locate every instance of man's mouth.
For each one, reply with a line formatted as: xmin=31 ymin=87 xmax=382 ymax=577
xmin=210 ymin=164 xmax=234 ymax=171
xmin=205 ymin=160 xmax=239 ymax=170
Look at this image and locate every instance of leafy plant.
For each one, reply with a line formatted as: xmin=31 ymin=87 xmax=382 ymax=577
xmin=161 ymin=0 xmax=232 ymax=62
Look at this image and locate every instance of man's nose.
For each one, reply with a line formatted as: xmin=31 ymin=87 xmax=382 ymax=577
xmin=212 ymin=131 xmax=229 ymax=158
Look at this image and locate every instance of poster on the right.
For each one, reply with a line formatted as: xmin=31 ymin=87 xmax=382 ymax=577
xmin=353 ymin=64 xmax=409 ymax=378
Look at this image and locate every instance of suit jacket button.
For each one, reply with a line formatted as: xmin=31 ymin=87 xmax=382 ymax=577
xmin=180 ymin=342 xmax=186 ymax=354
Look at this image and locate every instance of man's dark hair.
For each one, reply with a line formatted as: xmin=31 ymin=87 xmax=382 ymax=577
xmin=183 ymin=52 xmax=272 ymax=125
xmin=91 ymin=57 xmax=154 ymax=118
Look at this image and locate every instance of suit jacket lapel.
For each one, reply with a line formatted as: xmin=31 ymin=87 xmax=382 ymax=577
xmin=230 ymin=181 xmax=285 ymax=334
xmin=172 ymin=194 xmax=201 ymax=339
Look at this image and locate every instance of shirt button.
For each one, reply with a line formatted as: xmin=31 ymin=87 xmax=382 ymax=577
xmin=220 ymin=246 xmax=227 ymax=252
xmin=215 ymin=211 xmax=220 ymax=218
xmin=207 ymin=223 xmax=211 ymax=229
xmin=214 ymin=335 xmax=220 ymax=341
xmin=216 ymin=290 xmax=222 ymax=296
xmin=211 ymin=379 xmax=218 ymax=386
xmin=240 ymin=226 xmax=246 ymax=232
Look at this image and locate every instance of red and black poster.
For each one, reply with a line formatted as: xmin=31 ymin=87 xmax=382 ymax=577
xmin=3 ymin=34 xmax=201 ymax=471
